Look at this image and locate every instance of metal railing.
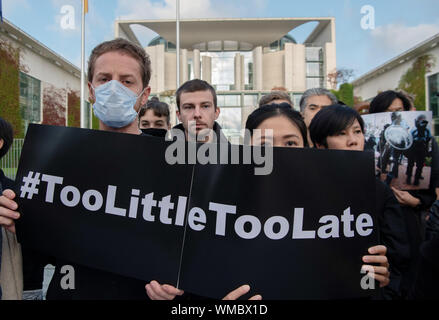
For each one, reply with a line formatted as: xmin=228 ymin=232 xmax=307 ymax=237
xmin=1 ymin=139 xmax=24 ymax=180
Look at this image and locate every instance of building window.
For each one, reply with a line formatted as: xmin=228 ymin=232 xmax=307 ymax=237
xmin=19 ymin=72 xmax=41 ymax=123
xmin=217 ymin=107 xmax=242 ymax=132
xmin=306 ymin=47 xmax=324 ymax=89
xmin=428 ymin=72 xmax=439 ymax=118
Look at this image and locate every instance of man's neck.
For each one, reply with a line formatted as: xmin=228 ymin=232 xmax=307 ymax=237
xmin=99 ymin=121 xmax=141 ymax=135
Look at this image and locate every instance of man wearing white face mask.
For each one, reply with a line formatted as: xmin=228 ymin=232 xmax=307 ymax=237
xmin=88 ymin=39 xmax=151 ymax=133
xmin=0 ymin=39 xmax=153 ymax=300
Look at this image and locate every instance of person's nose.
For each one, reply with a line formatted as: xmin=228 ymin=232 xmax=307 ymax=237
xmin=194 ymin=106 xmax=202 ymax=118
xmin=347 ymin=133 xmax=358 ymax=147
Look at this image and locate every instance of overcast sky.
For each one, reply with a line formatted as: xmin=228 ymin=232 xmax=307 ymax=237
xmin=3 ymin=0 xmax=439 ymax=80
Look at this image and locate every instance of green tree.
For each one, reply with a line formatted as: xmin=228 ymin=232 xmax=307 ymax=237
xmin=0 ymin=40 xmax=25 ymax=137
xmin=338 ymin=83 xmax=354 ymax=107
xmin=398 ymin=54 xmax=436 ymax=111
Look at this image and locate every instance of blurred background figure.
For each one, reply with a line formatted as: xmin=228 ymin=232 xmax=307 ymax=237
xmin=258 ymin=91 xmax=294 ymax=108
xmin=0 ymin=116 xmax=23 ymax=300
xmin=138 ymin=97 xmax=171 ymax=138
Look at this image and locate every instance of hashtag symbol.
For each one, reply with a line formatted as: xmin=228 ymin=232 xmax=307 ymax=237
xmin=20 ymin=171 xmax=41 ymax=200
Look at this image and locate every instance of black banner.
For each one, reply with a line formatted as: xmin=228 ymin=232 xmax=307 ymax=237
xmin=16 ymin=124 xmax=379 ymax=299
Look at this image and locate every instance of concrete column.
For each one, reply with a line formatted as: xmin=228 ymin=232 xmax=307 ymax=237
xmin=202 ymin=55 xmax=212 ymax=84
xmin=145 ymin=44 xmax=165 ymax=94
xmin=241 ymin=55 xmax=245 ymax=90
xmin=289 ymin=43 xmax=306 ymax=92
xmin=180 ymin=48 xmax=188 ymax=85
xmin=284 ymin=43 xmax=294 ymax=91
xmin=193 ymin=49 xmax=201 ymax=79
xmin=252 ymin=46 xmax=263 ymax=91
xmin=234 ymin=53 xmax=242 ymax=91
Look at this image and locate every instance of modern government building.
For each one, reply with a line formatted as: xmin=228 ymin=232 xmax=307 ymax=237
xmin=1 ymin=17 xmax=337 ymax=141
xmin=114 ymin=17 xmax=337 ymax=138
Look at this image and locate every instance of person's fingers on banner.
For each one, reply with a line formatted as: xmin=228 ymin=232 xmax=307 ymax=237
xmin=361 ymin=265 xmax=390 ymax=287
xmin=0 ymin=189 xmax=19 ymax=234
xmin=222 ymin=284 xmax=262 ymax=300
xmin=362 ymin=245 xmax=390 ymax=287
xmin=145 ymin=280 xmax=183 ymax=300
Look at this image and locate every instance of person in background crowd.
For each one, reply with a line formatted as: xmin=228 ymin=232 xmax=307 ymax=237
xmin=369 ymin=90 xmax=439 ymax=298
xmin=258 ymin=91 xmax=294 ymax=108
xmin=309 ymin=104 xmax=412 ymax=299
xmin=171 ymin=79 xmax=228 ymax=144
xmin=138 ymin=97 xmax=171 ymax=138
xmin=0 ymin=117 xmax=22 ymax=300
xmin=298 ymin=88 xmax=338 ymax=147
xmin=245 ymin=103 xmax=307 ymax=147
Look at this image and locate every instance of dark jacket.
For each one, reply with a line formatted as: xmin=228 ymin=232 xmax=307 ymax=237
xmin=375 ymin=179 xmax=411 ymax=299
xmin=398 ymin=138 xmax=439 ymax=298
xmin=171 ymin=121 xmax=229 ymax=144
xmin=408 ymin=236 xmax=439 ymax=299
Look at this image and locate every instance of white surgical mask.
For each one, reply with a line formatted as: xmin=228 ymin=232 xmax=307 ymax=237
xmin=92 ymin=80 xmax=145 ymax=128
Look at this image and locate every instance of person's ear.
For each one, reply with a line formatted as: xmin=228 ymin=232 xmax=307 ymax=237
xmin=141 ymin=86 xmax=151 ymax=106
xmin=0 ymin=138 xmax=4 ymax=151
xmin=215 ymin=106 xmax=220 ymax=120
xmin=88 ymin=82 xmax=96 ymax=104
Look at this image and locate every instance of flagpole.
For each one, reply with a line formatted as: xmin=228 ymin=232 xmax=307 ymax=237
xmin=176 ymin=0 xmax=180 ymax=89
xmin=80 ymin=0 xmax=86 ymax=128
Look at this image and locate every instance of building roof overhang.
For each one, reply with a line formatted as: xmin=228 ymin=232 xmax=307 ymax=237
xmin=116 ymin=17 xmax=334 ymax=49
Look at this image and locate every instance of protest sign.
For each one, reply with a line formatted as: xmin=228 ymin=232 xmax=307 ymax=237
xmin=16 ymin=124 xmax=378 ymax=299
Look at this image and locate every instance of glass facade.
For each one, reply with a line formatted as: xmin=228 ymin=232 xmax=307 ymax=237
xmin=201 ymin=51 xmax=253 ymax=91
xmin=305 ymin=47 xmax=324 ymax=89
xmin=19 ymin=72 xmax=41 ymax=123
xmin=269 ymin=34 xmax=297 ymax=52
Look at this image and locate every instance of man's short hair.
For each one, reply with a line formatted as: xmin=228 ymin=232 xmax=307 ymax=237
xmin=258 ymin=91 xmax=293 ymax=107
xmin=176 ymin=79 xmax=217 ymax=111
xmin=139 ymin=97 xmax=170 ymax=124
xmin=0 ymin=117 xmax=14 ymax=159
xmin=88 ymin=38 xmax=151 ymax=88
xmin=299 ymin=88 xmax=338 ymax=112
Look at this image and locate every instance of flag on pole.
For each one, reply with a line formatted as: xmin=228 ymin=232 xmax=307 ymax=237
xmin=84 ymin=0 xmax=88 ymax=15
xmin=0 ymin=0 xmax=4 ymax=23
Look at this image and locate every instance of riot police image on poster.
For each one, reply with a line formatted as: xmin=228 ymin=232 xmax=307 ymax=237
xmin=362 ymin=111 xmax=433 ymax=190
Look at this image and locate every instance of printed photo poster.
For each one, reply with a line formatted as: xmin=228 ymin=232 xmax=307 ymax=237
xmin=362 ymin=111 xmax=433 ymax=190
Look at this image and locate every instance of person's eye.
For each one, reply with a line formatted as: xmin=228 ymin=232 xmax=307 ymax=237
xmin=338 ymin=131 xmax=346 ymax=136
xmin=355 ymin=129 xmax=362 ymax=134
xmin=286 ymin=141 xmax=298 ymax=147
xmin=202 ymin=104 xmax=210 ymax=108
